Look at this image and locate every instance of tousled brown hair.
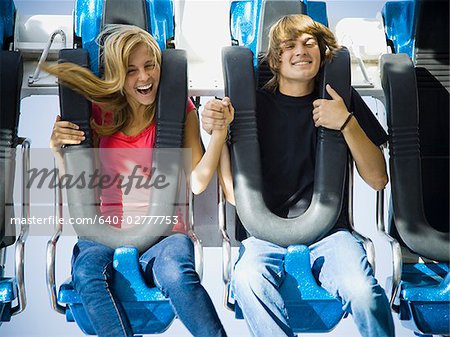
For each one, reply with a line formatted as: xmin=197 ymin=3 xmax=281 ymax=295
xmin=264 ymin=14 xmax=340 ymax=92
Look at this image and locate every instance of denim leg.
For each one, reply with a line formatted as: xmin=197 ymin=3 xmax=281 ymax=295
xmin=231 ymin=236 xmax=294 ymax=337
xmin=309 ymin=229 xmax=395 ymax=337
xmin=71 ymin=240 xmax=132 ymax=337
xmin=139 ymin=233 xmax=227 ymax=337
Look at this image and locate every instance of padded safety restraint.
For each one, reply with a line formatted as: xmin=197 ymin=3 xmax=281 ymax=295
xmin=0 ymin=51 xmax=22 ymax=248
xmin=59 ymin=48 xmax=187 ymax=252
xmin=414 ymin=0 xmax=449 ymax=234
xmin=380 ymin=54 xmax=449 ymax=262
xmin=223 ymin=46 xmax=351 ymax=247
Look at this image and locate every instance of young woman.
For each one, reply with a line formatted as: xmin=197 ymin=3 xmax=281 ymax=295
xmin=47 ymin=24 xmax=231 ymax=337
xmin=202 ymin=14 xmax=394 ymax=337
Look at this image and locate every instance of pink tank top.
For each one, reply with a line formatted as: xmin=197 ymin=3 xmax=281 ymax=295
xmin=91 ymin=100 xmax=196 ymax=231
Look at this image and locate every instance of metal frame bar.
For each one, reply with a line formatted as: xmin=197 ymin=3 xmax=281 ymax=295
xmin=11 ymin=138 xmax=31 ymax=315
xmin=0 ymin=248 xmax=6 ymax=277
xmin=28 ymin=30 xmax=67 ymax=86
xmin=376 ymin=189 xmax=402 ymax=313
xmin=46 ymin=159 xmax=66 ymax=315
xmin=346 ymin=42 xmax=374 ymax=88
xmin=186 ymin=180 xmax=203 ymax=281
xmin=218 ymin=183 xmax=234 ymax=311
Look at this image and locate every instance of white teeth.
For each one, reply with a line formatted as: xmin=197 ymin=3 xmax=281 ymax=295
xmin=293 ymin=61 xmax=311 ymax=65
xmin=137 ymin=83 xmax=152 ymax=90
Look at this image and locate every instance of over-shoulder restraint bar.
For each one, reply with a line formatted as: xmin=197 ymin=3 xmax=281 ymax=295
xmin=0 ymin=50 xmax=22 ymax=248
xmin=223 ymin=46 xmax=350 ymax=247
xmin=59 ymin=48 xmax=187 ymax=252
xmin=380 ymin=53 xmax=449 ymax=262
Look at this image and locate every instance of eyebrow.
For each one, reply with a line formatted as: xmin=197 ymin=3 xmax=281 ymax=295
xmin=128 ymin=60 xmax=155 ymax=67
xmin=281 ymin=36 xmax=316 ymax=45
xmin=281 ymin=39 xmax=295 ymax=44
xmin=302 ymin=36 xmax=316 ymax=43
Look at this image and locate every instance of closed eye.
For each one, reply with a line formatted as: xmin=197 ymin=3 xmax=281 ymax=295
xmin=304 ymin=38 xmax=317 ymax=48
xmin=282 ymin=42 xmax=295 ymax=50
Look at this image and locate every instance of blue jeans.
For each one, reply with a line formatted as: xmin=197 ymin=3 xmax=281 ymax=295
xmin=72 ymin=233 xmax=227 ymax=337
xmin=232 ymin=229 xmax=395 ymax=337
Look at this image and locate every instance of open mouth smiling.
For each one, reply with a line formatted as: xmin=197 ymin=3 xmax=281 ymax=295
xmin=136 ymin=83 xmax=153 ymax=95
xmin=292 ymin=60 xmax=313 ymax=66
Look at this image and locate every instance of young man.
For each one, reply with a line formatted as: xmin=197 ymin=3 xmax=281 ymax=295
xmin=202 ymin=14 xmax=394 ymax=337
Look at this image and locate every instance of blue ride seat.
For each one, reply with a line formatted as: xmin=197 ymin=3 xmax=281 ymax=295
xmin=220 ymin=2 xmax=376 ymax=332
xmin=380 ymin=1 xmax=449 ymax=335
xmin=0 ymin=278 xmax=17 ymax=322
xmin=280 ymin=246 xmax=345 ymax=331
xmin=228 ymin=245 xmax=344 ymax=332
xmin=58 ymin=247 xmax=174 ymax=335
xmin=46 ymin=0 xmax=202 ymax=335
xmin=399 ymin=264 xmax=449 ymax=334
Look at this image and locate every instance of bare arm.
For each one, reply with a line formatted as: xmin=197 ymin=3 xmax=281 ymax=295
xmin=185 ymin=98 xmax=234 ymax=195
xmin=218 ymin=143 xmax=235 ymax=205
xmin=312 ymin=85 xmax=388 ymax=190
xmin=340 ymin=117 xmax=387 ymax=190
xmin=201 ymin=98 xmax=235 ymax=204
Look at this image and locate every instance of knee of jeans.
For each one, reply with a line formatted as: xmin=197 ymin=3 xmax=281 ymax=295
xmin=154 ymin=237 xmax=197 ymax=289
xmin=164 ymin=233 xmax=194 ymax=257
xmin=341 ymin=278 xmax=382 ymax=310
xmin=159 ymin=235 xmax=194 ymax=266
xmin=154 ymin=263 xmax=198 ymax=293
xmin=233 ymin=263 xmax=273 ymax=298
xmin=72 ymin=246 xmax=113 ymax=287
xmin=72 ymin=260 xmax=110 ymax=290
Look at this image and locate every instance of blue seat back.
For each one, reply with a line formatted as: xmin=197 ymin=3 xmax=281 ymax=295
xmin=230 ymin=0 xmax=328 ymax=67
xmin=74 ymin=0 xmax=174 ymax=75
xmin=382 ymin=1 xmax=418 ymax=57
xmin=0 ymin=0 xmax=15 ymax=50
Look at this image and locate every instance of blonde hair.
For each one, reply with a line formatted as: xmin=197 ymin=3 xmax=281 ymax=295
xmin=264 ymin=14 xmax=340 ymax=92
xmin=44 ymin=24 xmax=162 ymax=136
